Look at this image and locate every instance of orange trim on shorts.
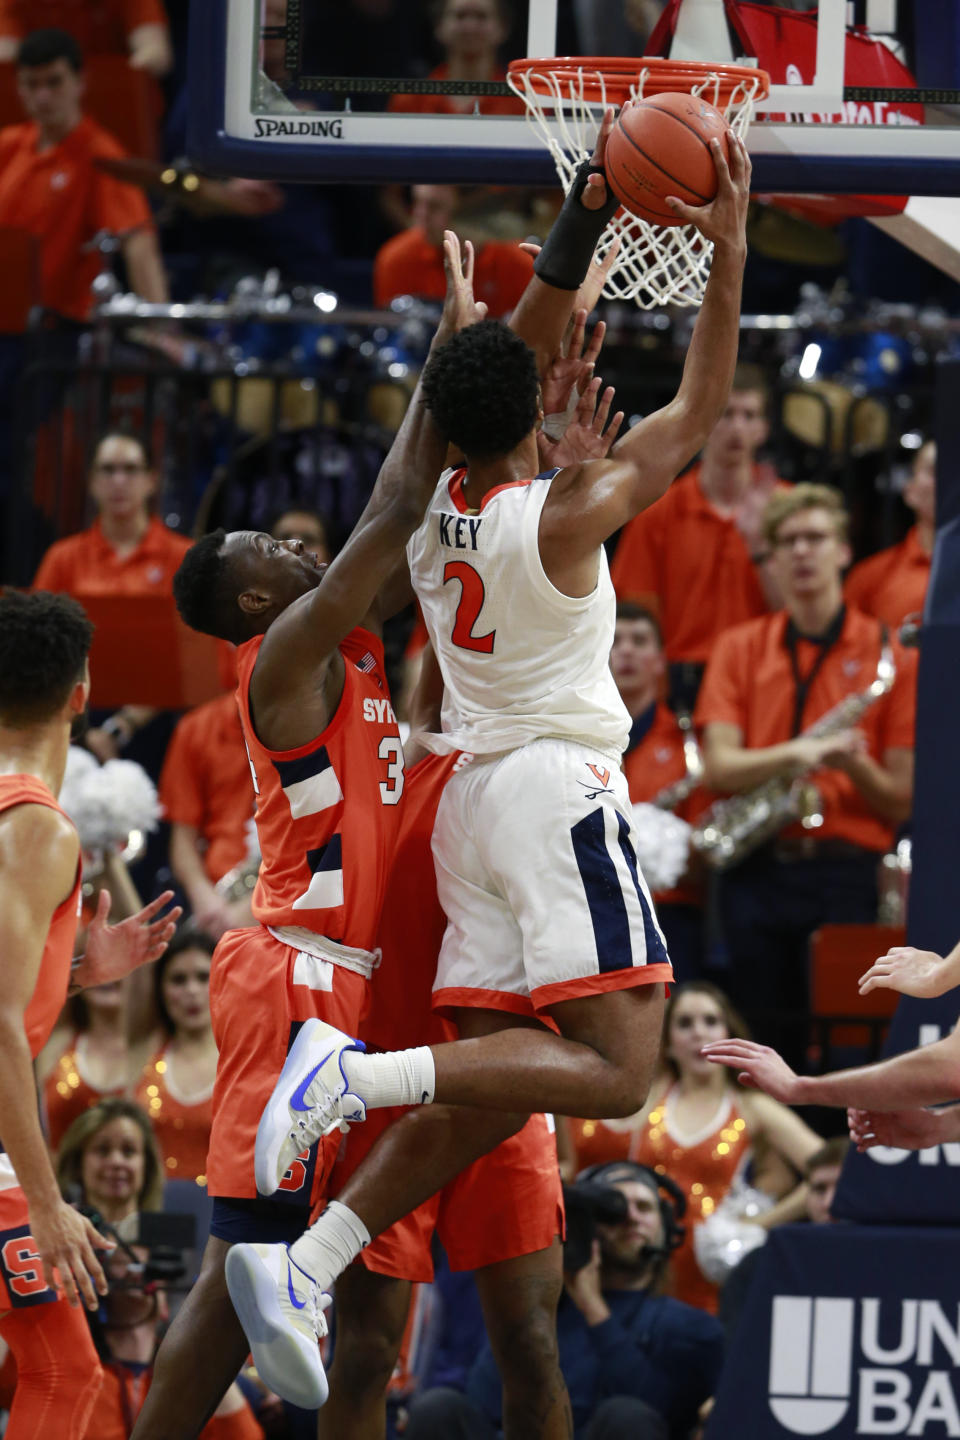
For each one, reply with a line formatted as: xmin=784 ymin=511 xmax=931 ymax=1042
xmin=531 ymin=962 xmax=673 ymax=1011
xmin=431 ymin=985 xmax=538 ymax=1019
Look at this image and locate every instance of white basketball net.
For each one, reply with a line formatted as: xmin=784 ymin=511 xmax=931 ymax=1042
xmin=506 ymin=65 xmax=762 ymax=309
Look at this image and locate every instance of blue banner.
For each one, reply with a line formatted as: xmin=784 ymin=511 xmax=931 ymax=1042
xmin=707 ymin=1225 xmax=960 ymax=1438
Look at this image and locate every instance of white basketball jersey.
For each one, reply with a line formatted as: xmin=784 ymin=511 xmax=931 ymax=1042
xmin=407 ymin=466 xmax=630 ymax=759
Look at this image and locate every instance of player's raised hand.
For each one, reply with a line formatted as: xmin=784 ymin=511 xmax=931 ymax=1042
xmin=538 ymin=375 xmax=623 ymax=468
xmin=74 ymin=887 xmax=183 ymax=989
xmin=582 ymin=106 xmax=615 ymax=212
xmin=848 ymin=1105 xmax=948 ymax=1153
xmin=665 ymin=132 xmax=751 ymax=252
xmin=859 ymin=946 xmax=952 ymax=1000
xmin=700 ymin=1037 xmax=800 ymax=1103
xmin=536 ymin=309 xmax=605 ymax=416
xmin=439 ymin=231 xmax=488 ymax=337
xmin=30 ymin=1196 xmax=113 ymax=1309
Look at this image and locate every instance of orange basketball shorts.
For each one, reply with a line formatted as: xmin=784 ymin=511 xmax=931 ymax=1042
xmin=329 ymin=1109 xmax=564 ymax=1284
xmin=207 ymin=926 xmax=368 ymax=1213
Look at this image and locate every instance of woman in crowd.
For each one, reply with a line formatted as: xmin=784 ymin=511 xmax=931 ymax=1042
xmin=55 ymin=1100 xmax=262 ymax=1440
xmin=135 ymin=932 xmax=217 ymax=1188
xmin=43 ymin=981 xmax=133 ymax=1152
xmin=563 ymin=981 xmax=822 ymax=1312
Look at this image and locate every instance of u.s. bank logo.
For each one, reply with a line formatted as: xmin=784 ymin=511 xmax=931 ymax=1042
xmin=769 ymin=1295 xmax=960 ymax=1435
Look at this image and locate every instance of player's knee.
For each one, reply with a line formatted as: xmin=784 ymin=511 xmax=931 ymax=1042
xmin=334 ymin=1324 xmax=404 ymax=1400
xmin=492 ymin=1302 xmax=561 ymax=1396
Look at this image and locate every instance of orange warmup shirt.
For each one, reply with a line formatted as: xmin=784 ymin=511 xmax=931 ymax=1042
xmin=0 ymin=0 xmax=166 ymax=50
xmin=610 ymin=466 xmax=785 ymax=664
xmin=845 ymin=526 xmax=931 ymax=629
xmin=159 ymin=693 xmax=254 ymax=884
xmin=695 ymin=606 xmax=917 ymax=854
xmin=33 ymin=516 xmax=189 ymax=596
xmin=387 ymin=63 xmax=523 ymax=117
xmin=0 ymin=116 xmax=153 ymax=323
xmin=374 ymin=228 xmax=533 ymax=317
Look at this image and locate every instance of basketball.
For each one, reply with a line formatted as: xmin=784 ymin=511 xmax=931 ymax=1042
xmin=604 ymin=92 xmax=730 ymax=227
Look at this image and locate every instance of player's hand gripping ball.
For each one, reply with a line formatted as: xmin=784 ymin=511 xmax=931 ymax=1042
xmin=604 ymin=92 xmax=731 ymax=227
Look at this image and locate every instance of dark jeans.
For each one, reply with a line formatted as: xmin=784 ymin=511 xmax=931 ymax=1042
xmin=718 ymin=845 xmax=879 ymax=1069
xmin=404 ymin=1387 xmax=669 ymax=1440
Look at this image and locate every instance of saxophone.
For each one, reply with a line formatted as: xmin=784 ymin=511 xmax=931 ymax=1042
xmin=691 ymin=638 xmax=896 ymax=871
xmin=650 ymin=711 xmax=705 ymax=811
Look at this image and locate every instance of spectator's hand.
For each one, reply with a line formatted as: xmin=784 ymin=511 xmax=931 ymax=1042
xmin=664 ymin=131 xmax=751 ymax=252
xmin=563 ymin=1240 xmax=611 ymax=1326
xmin=190 ymin=890 xmax=239 ymax=941
xmin=859 ymin=946 xmax=950 ymax=1000
xmin=538 ymin=376 xmax=623 ymax=469
xmin=84 ymin=727 xmax=120 ymax=764
xmin=30 ymin=1196 xmax=113 ymax=1309
xmin=848 ymin=1106 xmax=947 ymax=1153
xmin=74 ymin=888 xmax=182 ymax=989
xmin=791 ymin=728 xmax=866 ymax=773
xmin=700 ymin=1038 xmax=801 ymax=1103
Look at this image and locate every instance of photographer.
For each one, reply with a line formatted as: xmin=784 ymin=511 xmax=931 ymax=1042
xmin=53 ymin=1100 xmax=262 ymax=1440
xmin=407 ymin=1162 xmax=723 ymax=1440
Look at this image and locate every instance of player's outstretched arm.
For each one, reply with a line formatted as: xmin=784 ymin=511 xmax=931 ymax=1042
xmin=0 ymin=807 xmax=113 ymax=1308
xmin=542 ymin=136 xmax=750 ymax=557
xmin=70 ymin=885 xmax=182 ymax=990
xmin=860 ymin=940 xmax=960 ymax=1000
xmin=848 ymin=1104 xmax=960 ymax=1153
xmin=273 ymin=234 xmax=485 ymax=665
xmin=702 ymin=1030 xmax=960 ymax=1113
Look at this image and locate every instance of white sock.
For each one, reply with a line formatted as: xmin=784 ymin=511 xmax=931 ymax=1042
xmin=342 ymin=1045 xmax=436 ymax=1109
xmin=288 ymin=1200 xmax=371 ymax=1293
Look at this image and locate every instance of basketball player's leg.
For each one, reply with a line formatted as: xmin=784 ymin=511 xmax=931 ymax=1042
xmin=317 ymin=1264 xmax=412 ymax=1440
xmin=0 ymin=1294 xmax=102 ymax=1440
xmin=129 ymin=1236 xmax=250 ymax=1439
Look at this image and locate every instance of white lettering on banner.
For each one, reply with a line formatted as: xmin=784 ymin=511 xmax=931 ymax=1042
xmin=769 ymin=1297 xmax=960 ymax=1435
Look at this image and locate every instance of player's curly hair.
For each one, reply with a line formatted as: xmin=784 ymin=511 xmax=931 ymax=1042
xmin=421 ymin=319 xmax=540 ymax=460
xmin=0 ymin=590 xmax=93 ymax=724
xmin=173 ymin=530 xmax=246 ymax=644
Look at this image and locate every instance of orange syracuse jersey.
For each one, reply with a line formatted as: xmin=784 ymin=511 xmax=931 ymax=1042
xmin=236 ymin=627 xmax=404 ymax=952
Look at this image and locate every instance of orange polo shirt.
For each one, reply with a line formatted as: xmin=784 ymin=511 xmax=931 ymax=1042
xmin=33 ymin=516 xmax=190 ymax=596
xmin=845 ymin=526 xmax=930 ymax=629
xmin=159 ymin=693 xmax=255 ymax=884
xmin=387 ymin=64 xmax=524 ymax=117
xmin=695 ymin=606 xmax=917 ymax=853
xmin=374 ymin=227 xmax=533 ymax=317
xmin=610 ymin=465 xmax=786 ymax=664
xmin=0 ymin=0 xmax=165 ymax=46
xmin=0 ymin=115 xmax=153 ymax=322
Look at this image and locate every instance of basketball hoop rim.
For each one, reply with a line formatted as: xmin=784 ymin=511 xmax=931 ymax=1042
xmin=507 ymin=56 xmax=770 ymax=108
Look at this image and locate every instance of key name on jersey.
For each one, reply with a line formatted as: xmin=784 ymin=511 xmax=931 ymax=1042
xmin=438 ymin=514 xmax=483 ymax=551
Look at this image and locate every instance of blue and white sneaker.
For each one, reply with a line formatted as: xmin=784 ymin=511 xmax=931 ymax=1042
xmin=255 ymin=1018 xmax=367 ymax=1197
xmin=226 ymin=1242 xmax=330 ymax=1410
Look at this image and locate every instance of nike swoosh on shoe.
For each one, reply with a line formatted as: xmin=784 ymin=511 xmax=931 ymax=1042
xmin=289 ymin=1051 xmax=335 ymax=1112
xmin=286 ymin=1261 xmax=307 ymax=1311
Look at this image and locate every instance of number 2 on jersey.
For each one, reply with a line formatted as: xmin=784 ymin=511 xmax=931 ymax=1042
xmin=444 ymin=561 xmax=496 ymax=654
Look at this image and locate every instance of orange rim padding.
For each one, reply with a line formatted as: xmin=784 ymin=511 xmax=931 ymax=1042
xmin=507 ymin=56 xmax=770 ymax=107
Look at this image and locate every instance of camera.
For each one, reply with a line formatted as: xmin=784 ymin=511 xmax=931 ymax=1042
xmin=562 ymin=1180 xmax=629 ymax=1273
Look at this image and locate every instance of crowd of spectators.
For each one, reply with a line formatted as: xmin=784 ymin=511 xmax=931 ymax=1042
xmin=0 ymin=4 xmax=936 ymax=1439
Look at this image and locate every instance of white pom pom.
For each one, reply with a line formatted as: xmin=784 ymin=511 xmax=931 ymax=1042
xmin=58 ymin=753 xmax=161 ymax=855
xmin=629 ymin=803 xmax=692 ymax=893
xmin=693 ymin=1182 xmax=773 ymax=1283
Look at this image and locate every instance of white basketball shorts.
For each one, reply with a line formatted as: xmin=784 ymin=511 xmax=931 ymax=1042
xmin=431 ymin=737 xmax=674 ymax=1017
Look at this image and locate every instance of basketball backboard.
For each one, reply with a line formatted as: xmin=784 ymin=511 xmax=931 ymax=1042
xmin=188 ymin=0 xmax=960 ymax=195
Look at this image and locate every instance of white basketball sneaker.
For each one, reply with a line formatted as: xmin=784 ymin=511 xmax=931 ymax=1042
xmin=226 ymin=1242 xmax=330 ymax=1410
xmin=255 ymin=1018 xmax=367 ymax=1197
